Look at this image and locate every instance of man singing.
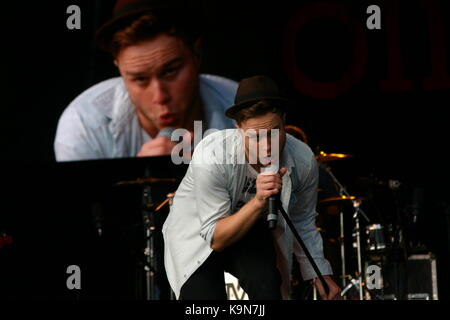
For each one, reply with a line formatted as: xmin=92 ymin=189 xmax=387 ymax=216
xmin=163 ymin=76 xmax=341 ymax=300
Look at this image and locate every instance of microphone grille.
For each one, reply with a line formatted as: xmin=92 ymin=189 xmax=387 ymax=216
xmin=261 ymin=165 xmax=279 ymax=175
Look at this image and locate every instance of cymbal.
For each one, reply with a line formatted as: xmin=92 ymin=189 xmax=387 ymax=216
xmin=115 ymin=177 xmax=177 ymax=186
xmin=319 ymin=195 xmax=364 ymax=205
xmin=316 ymin=151 xmax=352 ymax=162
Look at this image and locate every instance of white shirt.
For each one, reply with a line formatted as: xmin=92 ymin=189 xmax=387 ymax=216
xmin=235 ymin=164 xmax=259 ymax=211
xmin=163 ymin=129 xmax=333 ymax=299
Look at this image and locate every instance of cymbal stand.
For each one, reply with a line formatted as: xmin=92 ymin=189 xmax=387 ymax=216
xmin=319 ymin=162 xmax=370 ymax=300
xmin=339 ymin=208 xmax=346 ymax=290
xmin=142 ymin=183 xmax=158 ymax=300
xmin=141 ymin=191 xmax=175 ymax=300
xmin=352 ymin=199 xmax=364 ymax=300
xmin=340 ymin=276 xmax=361 ymax=297
xmin=319 ymin=162 xmax=371 ymax=222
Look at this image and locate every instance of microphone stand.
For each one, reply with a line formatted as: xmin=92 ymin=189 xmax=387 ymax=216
xmin=276 ymin=199 xmax=330 ymax=297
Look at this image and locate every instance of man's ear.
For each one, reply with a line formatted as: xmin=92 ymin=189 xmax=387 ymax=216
xmin=113 ymin=59 xmax=119 ymax=68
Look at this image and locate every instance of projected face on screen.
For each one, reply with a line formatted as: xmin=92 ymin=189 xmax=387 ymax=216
xmin=116 ymin=34 xmax=201 ymax=137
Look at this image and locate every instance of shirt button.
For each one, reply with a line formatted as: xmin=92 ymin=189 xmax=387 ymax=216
xmin=197 ymin=260 xmax=201 ymax=264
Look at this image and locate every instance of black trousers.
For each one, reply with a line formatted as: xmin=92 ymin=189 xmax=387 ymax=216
xmin=180 ymin=220 xmax=282 ymax=300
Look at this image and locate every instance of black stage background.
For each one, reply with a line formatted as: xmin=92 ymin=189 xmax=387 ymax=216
xmin=1 ymin=0 xmax=449 ymax=299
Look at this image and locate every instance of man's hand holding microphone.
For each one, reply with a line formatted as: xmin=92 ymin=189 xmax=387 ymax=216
xmin=137 ymin=128 xmax=193 ymax=158
xmin=255 ymin=166 xmax=287 ymax=227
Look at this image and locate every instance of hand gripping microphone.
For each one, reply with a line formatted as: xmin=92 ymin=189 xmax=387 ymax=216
xmin=261 ymin=165 xmax=279 ymax=230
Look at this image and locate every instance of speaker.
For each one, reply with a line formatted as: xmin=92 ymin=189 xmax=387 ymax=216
xmin=406 ymin=253 xmax=438 ymax=300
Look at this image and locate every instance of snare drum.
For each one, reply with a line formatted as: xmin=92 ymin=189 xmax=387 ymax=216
xmin=366 ymin=224 xmax=386 ymax=251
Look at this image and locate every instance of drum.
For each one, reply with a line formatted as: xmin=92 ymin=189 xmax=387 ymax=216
xmin=366 ymin=224 xmax=386 ymax=252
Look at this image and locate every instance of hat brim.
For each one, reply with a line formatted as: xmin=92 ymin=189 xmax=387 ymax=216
xmin=225 ymin=97 xmax=289 ymax=120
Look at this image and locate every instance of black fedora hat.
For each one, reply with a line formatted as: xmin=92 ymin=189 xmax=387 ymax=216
xmin=95 ymin=0 xmax=197 ymax=52
xmin=225 ymin=76 xmax=288 ymax=119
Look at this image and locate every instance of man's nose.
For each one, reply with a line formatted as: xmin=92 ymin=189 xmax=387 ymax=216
xmin=149 ymin=80 xmax=171 ymax=105
xmin=260 ymin=136 xmax=271 ymax=154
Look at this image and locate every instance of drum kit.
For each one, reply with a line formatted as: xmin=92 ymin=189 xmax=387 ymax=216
xmin=315 ymin=150 xmax=402 ymax=300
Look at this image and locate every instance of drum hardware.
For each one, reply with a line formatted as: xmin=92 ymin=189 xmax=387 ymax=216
xmin=166 ymin=192 xmax=176 ymax=300
xmin=318 ymin=155 xmax=370 ymax=299
xmin=340 ymin=276 xmax=361 ymax=297
xmin=340 ymin=273 xmax=373 ymax=299
xmin=319 ymin=195 xmax=355 ymax=204
xmin=366 ymin=224 xmax=386 ymax=252
xmin=314 ymin=152 xmax=423 ymax=300
xmin=115 ymin=177 xmax=177 ymax=186
xmin=319 ymin=195 xmax=367 ymax=210
xmin=167 ymin=192 xmax=175 ymax=206
xmin=352 ymin=199 xmax=365 ymax=300
xmin=316 ymin=151 xmax=353 ymax=162
xmin=143 ymin=190 xmax=178 ymax=300
xmin=316 ymin=227 xmax=326 ymax=234
xmin=153 ymin=195 xmax=173 ymax=212
xmin=334 ymin=197 xmax=370 ymax=300
xmin=114 ymin=174 xmax=177 ymax=300
xmin=141 ymin=181 xmax=158 ymax=300
xmin=141 ymin=187 xmax=178 ymax=300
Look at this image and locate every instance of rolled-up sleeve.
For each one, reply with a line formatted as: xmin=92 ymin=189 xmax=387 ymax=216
xmin=291 ymin=155 xmax=333 ymax=280
xmin=191 ymin=145 xmax=231 ymax=247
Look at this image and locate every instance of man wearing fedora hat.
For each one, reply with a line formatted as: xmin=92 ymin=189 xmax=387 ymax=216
xmin=54 ymin=0 xmax=237 ymax=161
xmin=163 ymin=75 xmax=341 ymax=299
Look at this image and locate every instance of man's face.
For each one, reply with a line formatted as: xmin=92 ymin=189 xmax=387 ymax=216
xmin=238 ymin=112 xmax=286 ymax=168
xmin=115 ymin=34 xmax=200 ymax=131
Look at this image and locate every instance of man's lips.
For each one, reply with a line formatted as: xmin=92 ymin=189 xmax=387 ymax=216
xmin=159 ymin=113 xmax=178 ymax=125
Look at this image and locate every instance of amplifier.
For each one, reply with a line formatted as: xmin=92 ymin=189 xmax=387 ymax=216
xmin=407 ymin=253 xmax=438 ymax=300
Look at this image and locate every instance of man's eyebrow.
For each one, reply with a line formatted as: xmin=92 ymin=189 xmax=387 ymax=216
xmin=161 ymin=57 xmax=183 ymax=68
xmin=157 ymin=57 xmax=184 ymax=74
xmin=125 ymin=70 xmax=149 ymax=76
xmin=124 ymin=57 xmax=183 ymax=77
xmin=259 ymin=125 xmax=281 ymax=133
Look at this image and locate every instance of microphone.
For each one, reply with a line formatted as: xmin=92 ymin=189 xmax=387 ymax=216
xmin=156 ymin=127 xmax=175 ymax=138
xmin=261 ymin=165 xmax=279 ymax=230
